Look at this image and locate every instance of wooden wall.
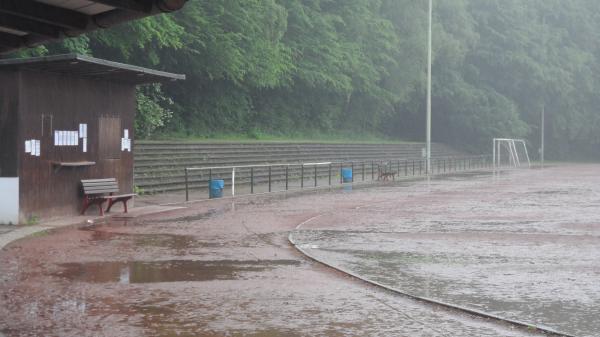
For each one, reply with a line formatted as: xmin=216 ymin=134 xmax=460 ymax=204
xmin=16 ymin=69 xmax=135 ymax=221
xmin=0 ymin=70 xmax=18 ymax=178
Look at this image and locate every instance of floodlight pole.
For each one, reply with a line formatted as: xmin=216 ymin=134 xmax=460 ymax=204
xmin=541 ymin=104 xmax=545 ymax=168
xmin=426 ymin=0 xmax=433 ymax=174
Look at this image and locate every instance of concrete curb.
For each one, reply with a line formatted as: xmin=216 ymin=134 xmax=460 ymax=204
xmin=0 ymin=225 xmax=53 ymax=250
xmin=0 ymin=205 xmax=185 ymax=250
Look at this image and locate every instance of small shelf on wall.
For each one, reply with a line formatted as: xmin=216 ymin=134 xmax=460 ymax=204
xmin=51 ymin=161 xmax=96 ymax=173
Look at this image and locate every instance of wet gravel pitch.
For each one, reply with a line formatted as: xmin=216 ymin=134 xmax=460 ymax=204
xmin=1 ymin=166 xmax=595 ymax=336
xmin=292 ymin=165 xmax=600 ymax=337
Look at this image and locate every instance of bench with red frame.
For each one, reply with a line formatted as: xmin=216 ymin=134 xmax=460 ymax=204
xmin=81 ymin=178 xmax=136 ymax=216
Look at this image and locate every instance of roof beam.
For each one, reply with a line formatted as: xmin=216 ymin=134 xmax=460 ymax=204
xmin=91 ymin=0 xmax=152 ymax=13
xmin=0 ymin=0 xmax=89 ymax=30
xmin=0 ymin=30 xmax=22 ymax=48
xmin=0 ymin=13 xmax=61 ymax=38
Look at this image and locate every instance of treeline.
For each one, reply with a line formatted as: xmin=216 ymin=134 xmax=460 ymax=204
xmin=13 ymin=0 xmax=600 ymax=159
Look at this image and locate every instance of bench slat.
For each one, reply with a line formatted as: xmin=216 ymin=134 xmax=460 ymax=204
xmin=83 ymin=183 xmax=118 ymax=189
xmin=83 ymin=180 xmax=118 ymax=185
xmin=83 ymin=182 xmax=118 ymax=188
xmin=81 ymin=178 xmax=117 ymax=184
xmin=85 ymin=189 xmax=119 ymax=194
xmin=82 ymin=182 xmax=117 ymax=187
xmin=101 ymin=193 xmax=136 ymax=199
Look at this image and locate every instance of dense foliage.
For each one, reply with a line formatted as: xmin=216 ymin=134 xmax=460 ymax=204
xmin=16 ymin=0 xmax=600 ymax=159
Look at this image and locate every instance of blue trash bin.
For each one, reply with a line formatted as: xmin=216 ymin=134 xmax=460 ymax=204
xmin=209 ymin=179 xmax=225 ymax=199
xmin=342 ymin=168 xmax=353 ymax=183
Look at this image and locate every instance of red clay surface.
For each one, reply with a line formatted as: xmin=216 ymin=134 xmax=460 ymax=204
xmin=2 ymin=166 xmax=591 ymax=336
xmin=292 ymin=165 xmax=600 ymax=337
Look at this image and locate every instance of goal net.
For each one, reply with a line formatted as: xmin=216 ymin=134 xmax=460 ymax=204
xmin=493 ymin=138 xmax=531 ymax=168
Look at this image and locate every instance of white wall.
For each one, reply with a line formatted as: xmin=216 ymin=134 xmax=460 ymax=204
xmin=0 ymin=178 xmax=19 ymax=225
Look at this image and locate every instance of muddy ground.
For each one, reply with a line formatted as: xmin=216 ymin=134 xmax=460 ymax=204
xmin=1 ymin=165 xmax=597 ymax=336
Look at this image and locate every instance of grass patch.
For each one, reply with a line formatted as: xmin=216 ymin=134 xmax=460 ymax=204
xmin=146 ymin=130 xmax=417 ymax=145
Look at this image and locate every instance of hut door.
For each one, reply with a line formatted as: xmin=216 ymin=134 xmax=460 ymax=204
xmin=98 ymin=116 xmax=121 ymax=159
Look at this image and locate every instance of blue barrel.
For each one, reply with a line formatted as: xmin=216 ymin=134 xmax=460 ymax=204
xmin=342 ymin=168 xmax=353 ymax=183
xmin=209 ymin=179 xmax=224 ymax=199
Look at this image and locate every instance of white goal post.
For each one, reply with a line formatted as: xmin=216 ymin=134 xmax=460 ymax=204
xmin=493 ymin=138 xmax=531 ymax=169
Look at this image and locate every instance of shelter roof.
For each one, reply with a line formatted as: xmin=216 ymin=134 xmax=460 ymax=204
xmin=0 ymin=0 xmax=187 ymax=54
xmin=0 ymin=53 xmax=185 ymax=84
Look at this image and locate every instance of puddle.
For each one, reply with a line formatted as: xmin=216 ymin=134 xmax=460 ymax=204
xmin=55 ymin=259 xmax=300 ymax=284
xmin=84 ymin=229 xmax=208 ymax=250
xmin=153 ymin=209 xmax=222 ymax=223
xmin=431 ymin=171 xmax=496 ymax=181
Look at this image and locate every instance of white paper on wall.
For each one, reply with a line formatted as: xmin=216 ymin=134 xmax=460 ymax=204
xmin=34 ymin=140 xmax=40 ymax=156
xmin=82 ymin=138 xmax=87 ymax=153
xmin=121 ymin=129 xmax=132 ymax=152
xmin=25 ymin=140 xmax=32 ymax=153
xmin=54 ymin=131 xmax=58 ymax=146
xmin=79 ymin=124 xmax=87 ymax=138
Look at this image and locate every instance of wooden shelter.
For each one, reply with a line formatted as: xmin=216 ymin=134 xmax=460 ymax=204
xmin=0 ymin=54 xmax=184 ymax=224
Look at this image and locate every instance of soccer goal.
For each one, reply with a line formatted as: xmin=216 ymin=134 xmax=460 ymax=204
xmin=493 ymin=138 xmax=531 ymax=169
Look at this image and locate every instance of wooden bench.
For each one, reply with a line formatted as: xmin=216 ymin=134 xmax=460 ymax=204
xmin=377 ymin=162 xmax=397 ymax=181
xmin=81 ymin=178 xmax=136 ymax=216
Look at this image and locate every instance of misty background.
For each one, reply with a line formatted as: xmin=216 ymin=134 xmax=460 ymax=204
xmin=11 ymin=0 xmax=600 ymax=160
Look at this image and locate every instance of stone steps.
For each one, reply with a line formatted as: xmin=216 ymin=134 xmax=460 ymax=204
xmin=133 ymin=141 xmax=473 ymax=194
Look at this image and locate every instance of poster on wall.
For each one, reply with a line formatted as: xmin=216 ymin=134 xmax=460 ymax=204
xmin=34 ymin=140 xmax=40 ymax=156
xmin=54 ymin=129 xmax=84 ymax=147
xmin=78 ymin=124 xmax=88 ymax=152
xmin=121 ymin=129 xmax=131 ymax=152
xmin=25 ymin=140 xmax=40 ymax=157
xmin=79 ymin=124 xmax=87 ymax=138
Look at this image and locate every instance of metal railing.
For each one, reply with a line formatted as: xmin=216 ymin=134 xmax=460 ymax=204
xmin=183 ymin=155 xmax=492 ymax=201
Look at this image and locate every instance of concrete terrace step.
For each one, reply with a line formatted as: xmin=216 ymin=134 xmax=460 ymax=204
xmin=133 ymin=146 xmax=458 ymax=157
xmin=133 ymin=148 xmax=460 ymax=164
xmin=134 ymin=152 xmax=455 ymax=169
xmin=134 ymin=147 xmax=451 ymax=159
xmin=133 ymin=146 xmax=461 ymax=156
xmin=133 ymin=141 xmax=471 ymax=193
